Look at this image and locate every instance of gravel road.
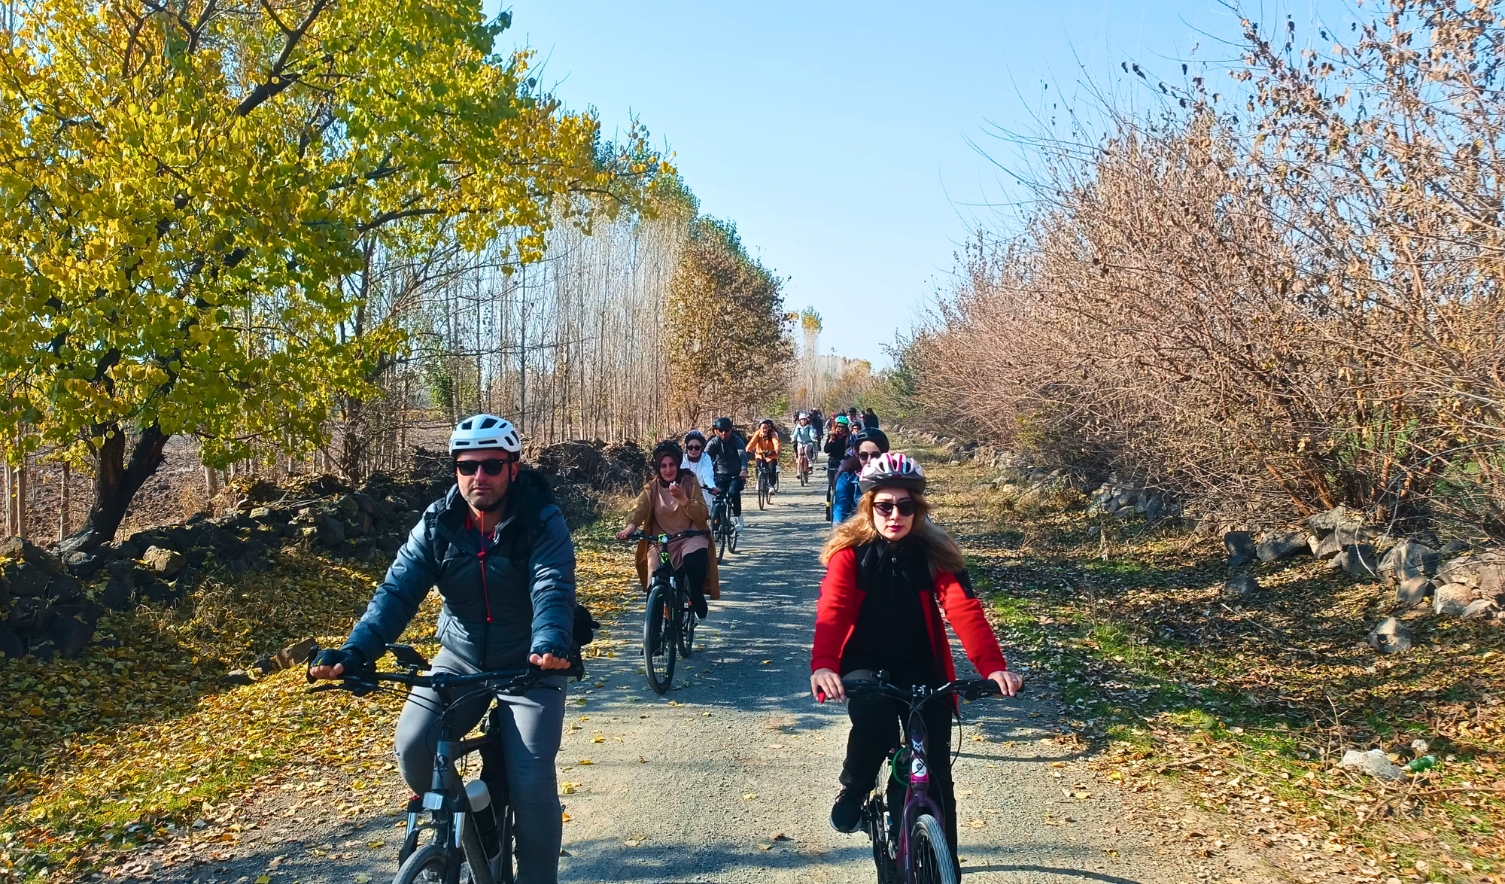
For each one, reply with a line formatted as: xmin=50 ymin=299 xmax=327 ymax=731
xmin=129 ymin=477 xmax=1272 ymax=884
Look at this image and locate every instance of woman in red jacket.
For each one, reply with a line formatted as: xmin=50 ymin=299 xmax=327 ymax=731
xmin=810 ymin=452 xmax=1023 ymax=854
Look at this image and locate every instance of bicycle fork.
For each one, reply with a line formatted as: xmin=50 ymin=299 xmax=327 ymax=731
xmin=427 ymin=740 xmax=500 ymax=884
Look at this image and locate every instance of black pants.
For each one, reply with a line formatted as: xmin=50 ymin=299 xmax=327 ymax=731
xmin=840 ymin=694 xmax=958 ymax=865
xmin=681 ymin=547 xmax=709 ymax=614
xmin=714 ymin=474 xmax=745 ymax=517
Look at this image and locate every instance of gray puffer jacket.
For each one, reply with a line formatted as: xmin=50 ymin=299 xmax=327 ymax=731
xmin=342 ymin=470 xmax=576 ymax=670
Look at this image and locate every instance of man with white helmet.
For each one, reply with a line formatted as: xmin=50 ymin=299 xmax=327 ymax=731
xmin=309 ymin=414 xmax=576 ymax=884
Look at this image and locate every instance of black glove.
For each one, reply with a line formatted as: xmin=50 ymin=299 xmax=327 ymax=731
xmin=310 ymin=646 xmax=368 ymax=675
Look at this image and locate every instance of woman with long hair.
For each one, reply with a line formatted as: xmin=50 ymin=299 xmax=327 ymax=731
xmin=617 ymin=440 xmax=719 ymax=618
xmin=810 ymin=453 xmax=1022 ymax=866
xmin=831 ymin=428 xmax=888 ymax=523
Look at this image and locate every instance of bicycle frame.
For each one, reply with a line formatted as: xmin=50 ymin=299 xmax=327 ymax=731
xmin=894 ymin=706 xmax=946 ymax=882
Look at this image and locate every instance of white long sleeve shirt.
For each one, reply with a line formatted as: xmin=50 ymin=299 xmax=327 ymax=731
xmin=681 ymin=453 xmax=717 ymax=492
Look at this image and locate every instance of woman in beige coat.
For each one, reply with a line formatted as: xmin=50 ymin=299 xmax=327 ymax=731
xmin=616 ymin=440 xmax=721 ymax=617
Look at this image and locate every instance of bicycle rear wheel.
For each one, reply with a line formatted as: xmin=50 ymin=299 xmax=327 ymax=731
xmin=391 ymin=843 xmax=449 ymax=884
xmin=909 ymin=813 xmax=958 ymax=884
xmin=757 ymin=473 xmax=769 ymax=510
xmin=729 ymin=524 xmax=739 ymax=553
xmin=643 ymin=583 xmax=676 ymax=695
xmin=716 ymin=525 xmax=728 ymax=563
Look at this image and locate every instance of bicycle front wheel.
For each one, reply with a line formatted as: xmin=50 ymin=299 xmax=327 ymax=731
xmin=643 ymin=583 xmax=676 ymax=695
xmin=716 ymin=525 xmax=728 ymax=563
xmin=757 ymin=474 xmax=769 ymax=510
xmin=909 ymin=814 xmax=959 ymax=884
xmin=679 ymin=607 xmax=696 ymax=658
xmin=392 ymin=843 xmax=450 ymax=884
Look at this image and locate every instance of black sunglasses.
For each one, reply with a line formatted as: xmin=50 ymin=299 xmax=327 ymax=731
xmin=873 ymin=499 xmax=918 ymax=517
xmin=687 ymin=444 xmax=704 ymax=451
xmin=455 ymin=457 xmax=512 ymax=476
xmin=857 ymin=450 xmax=882 ymax=461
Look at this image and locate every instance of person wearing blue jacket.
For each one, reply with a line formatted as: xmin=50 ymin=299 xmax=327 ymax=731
xmin=308 ymin=414 xmax=575 ymax=884
xmin=832 ymin=428 xmax=890 ymax=523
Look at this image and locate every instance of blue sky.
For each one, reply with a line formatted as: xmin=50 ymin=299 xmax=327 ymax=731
xmin=500 ymin=2 xmax=1337 ymax=366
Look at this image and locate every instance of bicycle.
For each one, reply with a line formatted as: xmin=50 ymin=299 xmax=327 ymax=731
xmin=756 ymin=459 xmax=778 ymax=510
xmin=709 ymin=487 xmax=738 ymax=563
xmin=819 ymin=672 xmax=1003 ymax=884
xmin=625 ymin=528 xmax=709 ymax=695
xmin=796 ymin=442 xmax=814 ymax=486
xmin=306 ymin=642 xmax=583 ymax=884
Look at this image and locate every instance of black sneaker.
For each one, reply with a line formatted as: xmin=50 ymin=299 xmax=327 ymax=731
xmin=829 ymin=788 xmax=865 ymax=833
xmin=690 ymin=590 xmax=708 ymax=619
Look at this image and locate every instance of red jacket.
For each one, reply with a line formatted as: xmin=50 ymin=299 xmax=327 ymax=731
xmin=811 ymin=546 xmax=1008 ymax=682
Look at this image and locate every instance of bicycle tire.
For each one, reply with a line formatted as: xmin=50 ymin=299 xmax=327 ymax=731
xmin=867 ymin=800 xmax=901 ymax=884
xmin=729 ymin=526 xmax=739 ymax=553
xmin=758 ymin=473 xmax=769 ymax=510
xmin=391 ymin=843 xmax=449 ymax=884
xmin=716 ymin=527 xmax=727 ymax=563
xmin=679 ymin=607 xmax=696 ymax=658
xmin=496 ymin=803 xmax=515 ymax=884
xmin=909 ymin=813 xmax=959 ymax=884
xmin=643 ymin=583 xmax=676 ymax=695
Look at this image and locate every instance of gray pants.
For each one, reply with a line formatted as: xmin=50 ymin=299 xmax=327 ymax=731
xmin=394 ymin=649 xmax=566 ymax=884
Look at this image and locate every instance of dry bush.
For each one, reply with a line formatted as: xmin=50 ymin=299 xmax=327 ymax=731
xmin=916 ymin=1 xmax=1505 ymax=537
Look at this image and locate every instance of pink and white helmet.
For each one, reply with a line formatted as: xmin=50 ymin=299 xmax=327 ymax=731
xmin=858 ymin=452 xmax=926 ymax=494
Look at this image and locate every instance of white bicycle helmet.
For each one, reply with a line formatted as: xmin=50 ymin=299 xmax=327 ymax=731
xmin=858 ymin=452 xmax=926 ymax=494
xmin=449 ymin=414 xmax=522 ymax=455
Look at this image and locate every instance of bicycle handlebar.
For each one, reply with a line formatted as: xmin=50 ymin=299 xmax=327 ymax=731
xmin=817 ymin=674 xmax=1003 ymax=705
xmin=622 ymin=529 xmax=711 ymax=543
xmin=304 ymin=642 xmax=583 ymax=696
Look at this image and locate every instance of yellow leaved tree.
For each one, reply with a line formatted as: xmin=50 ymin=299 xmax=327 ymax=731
xmin=0 ymin=0 xmax=662 ymax=548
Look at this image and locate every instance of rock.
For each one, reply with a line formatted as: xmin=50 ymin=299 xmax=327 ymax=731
xmin=354 ymin=492 xmax=377 ymax=515
xmin=137 ymin=579 xmax=183 ymax=606
xmin=111 ymin=540 xmax=141 ymax=561
xmin=0 ymin=626 xmax=24 ymax=661
xmin=1436 ymin=556 xmax=1480 ymax=587
xmin=3 ymin=562 xmax=50 ymax=598
xmin=105 ymin=559 xmax=137 ymax=582
xmin=1224 ymin=573 xmax=1260 ymax=600
xmin=98 ymin=578 xmax=134 ymax=611
xmin=51 ymin=601 xmax=105 ymax=629
xmin=335 ymin=494 xmax=360 ymax=520
xmin=1339 ymin=748 xmax=1405 ymax=781
xmin=1463 ymin=599 xmax=1495 ymax=619
xmin=64 ymin=550 xmax=106 ymax=579
xmin=1439 ymin=540 xmax=1471 ymax=557
xmin=377 ymin=534 xmax=404 ymax=555
xmin=45 ymin=573 xmax=82 ymax=604
xmin=1333 ymin=523 xmax=1377 ymax=547
xmin=141 ymin=545 xmax=186 ymax=577
xmin=1256 ymin=530 xmax=1308 ymax=563
xmin=1367 ymin=617 xmax=1413 ymax=655
xmin=45 ymin=615 xmax=95 ymax=659
xmin=318 ymin=515 xmax=347 ymax=546
xmin=249 ymin=506 xmax=274 ymax=521
xmin=1339 ymin=544 xmax=1379 ymax=578
xmin=6 ymin=598 xmax=53 ymax=637
xmin=1112 ymin=505 xmax=1136 ymax=521
xmin=1224 ymin=531 xmax=1257 ymax=567
xmin=1377 ymin=539 xmax=1439 ymax=583
xmin=1433 ymin=584 xmax=1473 ymax=617
xmin=1308 ymin=505 xmax=1361 ymax=533
xmin=1313 ymin=533 xmax=1345 ymax=559
xmin=1479 ymin=564 xmax=1504 ymax=602
xmin=0 ymin=536 xmax=64 ymax=574
xmin=252 ymin=654 xmax=277 ymax=674
xmin=1086 ymin=525 xmax=1101 ymax=539
xmin=219 ymin=669 xmax=254 ymax=687
xmin=275 ymin=637 xmax=317 ymax=671
xmin=1396 ymin=577 xmax=1434 ymax=607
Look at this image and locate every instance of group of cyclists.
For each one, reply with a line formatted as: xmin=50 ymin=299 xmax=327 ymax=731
xmin=309 ymin=409 xmax=1019 ymax=884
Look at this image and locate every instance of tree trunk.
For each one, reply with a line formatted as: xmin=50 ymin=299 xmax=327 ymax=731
xmin=59 ymin=462 xmax=70 ymax=541
xmin=16 ymin=457 xmax=26 ymax=540
xmin=64 ymin=422 xmax=170 ymax=552
xmin=2 ymin=461 xmax=11 ymax=536
xmin=205 ymin=462 xmax=219 ymax=499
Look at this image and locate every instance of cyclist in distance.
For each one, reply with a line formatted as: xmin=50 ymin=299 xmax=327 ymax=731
xmin=747 ymin=417 xmax=782 ymax=489
xmin=832 ymin=428 xmax=889 ymax=523
xmin=792 ymin=412 xmax=819 ymax=481
xmin=617 ymin=440 xmax=718 ymax=618
xmin=823 ymin=414 xmax=853 ymax=516
xmin=810 ymin=452 xmax=1022 ymax=873
xmin=846 ymin=406 xmax=864 ymax=431
xmin=704 ymin=417 xmax=749 ymax=532
xmin=308 ymin=414 xmax=576 ymax=884
xmin=680 ymin=429 xmax=717 ymax=498
xmin=862 ymin=407 xmax=881 ymax=429
xmin=810 ymin=409 xmax=825 ymax=444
